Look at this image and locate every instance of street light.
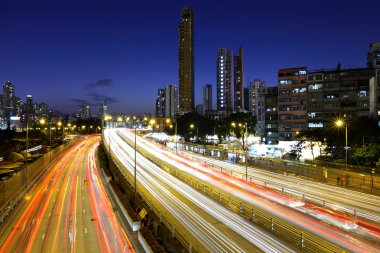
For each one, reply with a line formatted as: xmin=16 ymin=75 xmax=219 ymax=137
xmin=39 ymin=118 xmax=51 ymax=157
xmin=174 ymin=119 xmax=178 ymax=154
xmin=57 ymin=121 xmax=63 ymax=137
xmin=190 ymin=124 xmax=198 ymax=143
xmin=149 ymin=119 xmax=156 ymax=133
xmin=335 ymin=119 xmax=348 ymax=169
xmin=231 ymin=122 xmax=249 ymax=180
xmin=134 ymin=123 xmax=137 ymax=205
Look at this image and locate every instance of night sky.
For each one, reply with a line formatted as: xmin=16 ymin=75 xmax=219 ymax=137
xmin=1 ymin=0 xmax=379 ymax=115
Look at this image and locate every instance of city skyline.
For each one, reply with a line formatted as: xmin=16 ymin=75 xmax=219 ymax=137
xmin=1 ymin=0 xmax=379 ymax=114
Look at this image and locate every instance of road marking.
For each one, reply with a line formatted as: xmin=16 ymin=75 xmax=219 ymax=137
xmin=83 ymin=209 xmax=86 ymax=214
xmin=49 ymin=212 xmax=52 ymax=217
xmin=84 ymin=227 xmax=87 ymax=234
xmin=42 ymin=233 xmax=45 ymax=240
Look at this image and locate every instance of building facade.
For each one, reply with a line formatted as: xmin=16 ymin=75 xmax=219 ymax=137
xmin=195 ymin=104 xmax=203 ymax=115
xmin=178 ymin=7 xmax=194 ymax=113
xmin=278 ymin=67 xmax=308 ymax=140
xmin=155 ymin=88 xmax=165 ymax=118
xmin=264 ymin=87 xmax=279 ymax=144
xmin=217 ymin=48 xmax=232 ymax=111
xmin=248 ymin=79 xmax=266 ymax=115
xmin=233 ymin=47 xmax=244 ymax=112
xmin=307 ymin=68 xmax=379 ymax=128
xmin=367 ymin=42 xmax=380 ymax=69
xmin=165 ymin=84 xmax=179 ymax=118
xmin=203 ymin=84 xmax=212 ymax=113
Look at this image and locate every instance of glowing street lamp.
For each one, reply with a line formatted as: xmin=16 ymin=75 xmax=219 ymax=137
xmin=231 ymin=121 xmax=249 ymax=180
xmin=335 ymin=119 xmax=348 ymax=169
xmin=190 ymin=124 xmax=198 ymax=142
xmin=39 ymin=118 xmax=51 ymax=156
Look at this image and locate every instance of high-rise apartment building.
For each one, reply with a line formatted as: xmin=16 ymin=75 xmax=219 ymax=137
xmin=35 ymin=102 xmax=48 ymax=118
xmin=178 ymin=7 xmax=194 ymax=113
xmin=165 ymin=84 xmax=179 ymax=118
xmin=248 ymin=79 xmax=266 ymax=115
xmin=195 ymin=104 xmax=203 ymax=115
xmin=264 ymin=87 xmax=279 ymax=144
xmin=2 ymin=81 xmax=15 ymax=118
xmin=26 ymin=95 xmax=34 ymax=114
xmin=307 ymin=68 xmax=379 ymax=127
xmin=98 ymin=103 xmax=108 ymax=118
xmin=278 ymin=67 xmax=308 ymax=140
xmin=79 ymin=105 xmax=91 ymax=119
xmin=217 ymin=48 xmax=232 ymax=111
xmin=367 ymin=42 xmax=380 ymax=69
xmin=155 ymin=89 xmax=165 ymax=118
xmin=203 ymin=84 xmax=212 ymax=113
xmin=233 ymin=47 xmax=244 ymax=112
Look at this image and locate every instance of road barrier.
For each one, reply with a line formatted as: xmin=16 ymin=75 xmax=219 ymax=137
xmin=117 ymin=132 xmax=347 ymax=253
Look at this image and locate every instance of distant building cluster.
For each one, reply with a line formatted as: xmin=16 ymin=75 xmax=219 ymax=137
xmin=155 ymin=7 xmax=380 ymax=145
xmin=0 ymin=80 xmax=111 ymax=130
xmin=0 ymin=81 xmax=50 ymax=130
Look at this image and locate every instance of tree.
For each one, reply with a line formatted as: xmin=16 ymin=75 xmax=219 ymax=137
xmin=219 ymin=112 xmax=256 ymax=149
xmin=175 ymin=113 xmax=215 ymax=142
xmin=351 ymin=143 xmax=380 ymax=167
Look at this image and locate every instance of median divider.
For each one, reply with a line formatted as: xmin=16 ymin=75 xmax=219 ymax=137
xmin=117 ymin=132 xmax=347 ymax=253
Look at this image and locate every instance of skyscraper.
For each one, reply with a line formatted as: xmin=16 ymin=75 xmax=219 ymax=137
xmin=203 ymin=84 xmax=212 ymax=113
xmin=26 ymin=95 xmax=34 ymax=114
xmin=178 ymin=7 xmax=194 ymax=114
xmin=234 ymin=47 xmax=244 ymax=112
xmin=165 ymin=84 xmax=179 ymax=118
xmin=98 ymin=103 xmax=108 ymax=118
xmin=155 ymin=89 xmax=165 ymax=117
xmin=248 ymin=79 xmax=266 ymax=115
xmin=195 ymin=104 xmax=203 ymax=115
xmin=2 ymin=81 xmax=17 ymax=129
xmin=79 ymin=105 xmax=91 ymax=119
xmin=217 ymin=48 xmax=232 ymax=111
xmin=2 ymin=81 xmax=15 ymax=117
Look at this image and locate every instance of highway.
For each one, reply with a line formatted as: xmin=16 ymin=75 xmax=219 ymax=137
xmin=105 ymin=129 xmax=297 ymax=253
xmin=0 ymin=136 xmax=134 ymax=253
xmin=177 ymin=147 xmax=380 ymax=221
xmin=115 ymin=129 xmax=380 ymax=252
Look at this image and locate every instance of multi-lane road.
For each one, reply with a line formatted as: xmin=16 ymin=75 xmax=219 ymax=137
xmin=0 ymin=136 xmax=134 ymax=253
xmin=180 ymin=150 xmax=380 ymax=221
xmin=114 ymin=128 xmax=380 ymax=252
xmin=106 ymin=129 xmax=297 ymax=253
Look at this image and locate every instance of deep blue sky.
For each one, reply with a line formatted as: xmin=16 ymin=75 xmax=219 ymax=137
xmin=1 ymin=0 xmax=379 ymax=115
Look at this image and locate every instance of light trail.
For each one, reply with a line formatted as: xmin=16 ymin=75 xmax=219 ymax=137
xmin=115 ymin=128 xmax=380 ymax=252
xmin=182 ymin=149 xmax=380 ymax=221
xmin=106 ymin=129 xmax=297 ymax=253
xmin=0 ymin=137 xmax=135 ymax=253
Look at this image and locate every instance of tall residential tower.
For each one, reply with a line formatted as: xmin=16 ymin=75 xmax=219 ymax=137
xmin=203 ymin=84 xmax=212 ymax=113
xmin=233 ymin=47 xmax=244 ymax=112
xmin=217 ymin=48 xmax=232 ymax=111
xmin=178 ymin=7 xmax=194 ymax=113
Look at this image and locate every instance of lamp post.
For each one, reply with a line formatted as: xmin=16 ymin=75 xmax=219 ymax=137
xmin=58 ymin=121 xmax=63 ymax=139
xmin=336 ymin=119 xmax=348 ymax=169
xmin=149 ymin=119 xmax=156 ymax=133
xmin=134 ymin=123 xmax=137 ymax=205
xmin=39 ymin=118 xmax=51 ymax=158
xmin=24 ymin=113 xmax=29 ymax=188
xmin=175 ymin=120 xmax=178 ymax=154
xmin=190 ymin=124 xmax=198 ymax=143
xmin=231 ymin=122 xmax=249 ymax=180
